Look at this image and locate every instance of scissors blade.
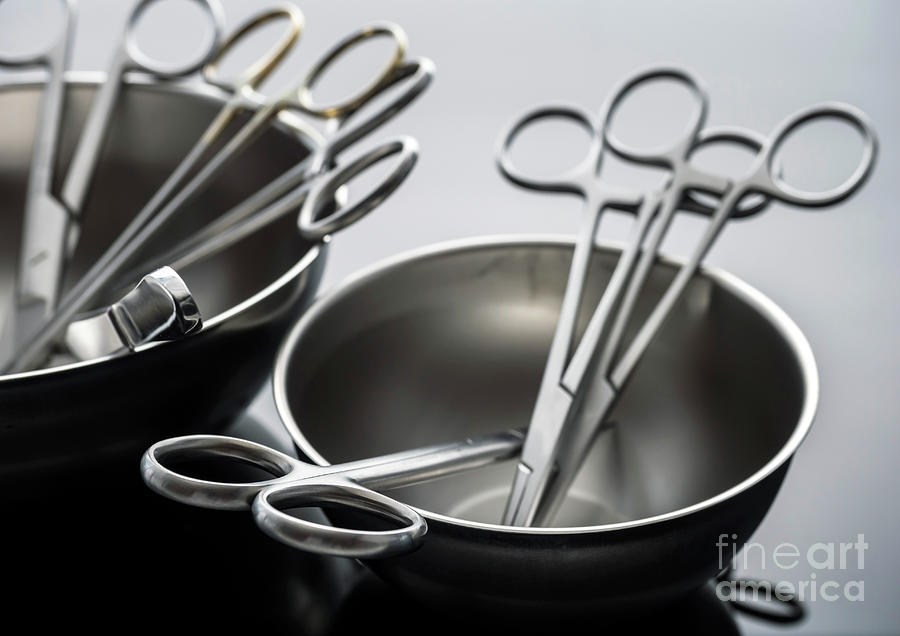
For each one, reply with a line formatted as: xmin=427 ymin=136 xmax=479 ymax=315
xmin=502 ymin=385 xmax=576 ymax=526
xmin=0 ymin=193 xmax=72 ymax=367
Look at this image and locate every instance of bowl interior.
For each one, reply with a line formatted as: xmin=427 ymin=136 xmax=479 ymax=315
xmin=0 ymin=77 xmax=315 ymax=348
xmin=281 ymin=241 xmax=808 ymax=529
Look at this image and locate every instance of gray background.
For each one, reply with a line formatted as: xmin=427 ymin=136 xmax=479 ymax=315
xmin=2 ymin=1 xmax=898 ymax=633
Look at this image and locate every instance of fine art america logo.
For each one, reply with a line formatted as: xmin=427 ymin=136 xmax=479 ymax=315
xmin=715 ymin=533 xmax=867 ymax=603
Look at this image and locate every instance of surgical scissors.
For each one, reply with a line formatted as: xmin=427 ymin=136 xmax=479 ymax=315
xmin=0 ymin=0 xmax=225 ymax=365
xmin=500 ymin=66 xmax=877 ymax=526
xmin=142 ymin=429 xmax=523 ymax=558
xmin=5 ymin=22 xmax=433 ymax=372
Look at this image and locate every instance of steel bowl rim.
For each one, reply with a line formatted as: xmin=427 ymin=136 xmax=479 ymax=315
xmin=0 ymin=72 xmax=326 ymax=382
xmin=273 ymin=233 xmax=819 ymax=536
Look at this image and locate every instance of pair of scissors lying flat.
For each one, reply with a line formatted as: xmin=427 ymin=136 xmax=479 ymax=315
xmin=0 ymin=0 xmax=226 ymax=367
xmin=143 ymin=429 xmax=523 ymax=558
xmin=499 ymin=65 xmax=878 ymax=527
xmin=5 ymin=19 xmax=433 ymax=372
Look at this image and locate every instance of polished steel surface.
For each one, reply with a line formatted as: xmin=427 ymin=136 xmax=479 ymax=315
xmin=0 ymin=75 xmax=325 ymax=489
xmin=274 ymin=236 xmax=816 ymax=613
xmin=65 ymin=265 xmax=201 ymax=360
xmin=107 ymin=265 xmax=201 ymax=349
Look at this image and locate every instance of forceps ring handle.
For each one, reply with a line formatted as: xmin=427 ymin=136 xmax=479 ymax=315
xmin=299 ymin=135 xmax=418 ymax=240
xmin=298 ymin=22 xmax=408 ymax=119
xmin=124 ymin=0 xmax=225 ymax=77
xmin=753 ymin=102 xmax=878 ymax=207
xmin=495 ymin=104 xmax=599 ymax=195
xmin=201 ymin=3 xmax=304 ymax=94
xmin=602 ymin=65 xmax=708 ymax=168
xmin=253 ymin=478 xmax=426 ymax=559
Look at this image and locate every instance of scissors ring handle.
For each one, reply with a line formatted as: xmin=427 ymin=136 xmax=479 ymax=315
xmin=253 ymin=477 xmax=426 ymax=559
xmin=141 ymin=435 xmax=299 ymax=510
xmin=298 ymin=22 xmax=408 ymax=119
xmin=680 ymin=125 xmax=773 ymax=219
xmin=603 ymin=65 xmax=709 ymax=168
xmin=496 ymin=104 xmax=599 ymax=195
xmin=755 ymin=101 xmax=878 ymax=207
xmin=202 ymin=3 xmax=304 ymax=94
xmin=125 ymin=0 xmax=225 ymax=78
xmin=299 ymin=135 xmax=418 ymax=240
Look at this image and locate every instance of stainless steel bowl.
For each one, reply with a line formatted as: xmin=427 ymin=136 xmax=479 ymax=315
xmin=274 ymin=235 xmax=817 ymax=615
xmin=0 ymin=73 xmax=326 ymax=492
